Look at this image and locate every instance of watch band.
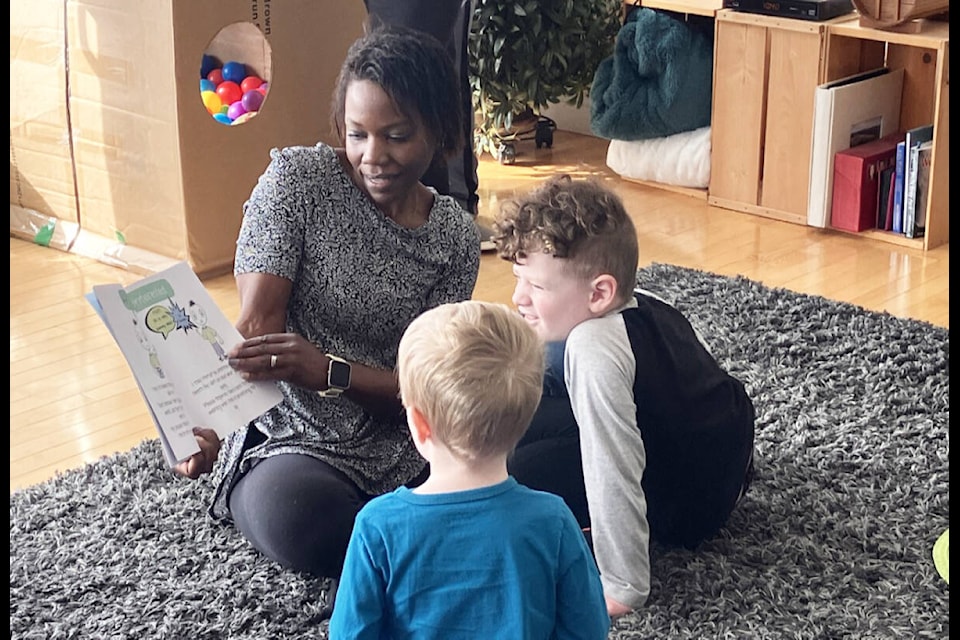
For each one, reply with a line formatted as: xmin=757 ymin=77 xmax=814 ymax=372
xmin=318 ymin=353 xmax=351 ymax=398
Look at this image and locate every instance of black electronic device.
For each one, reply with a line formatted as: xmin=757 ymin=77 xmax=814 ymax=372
xmin=722 ymin=0 xmax=854 ymax=21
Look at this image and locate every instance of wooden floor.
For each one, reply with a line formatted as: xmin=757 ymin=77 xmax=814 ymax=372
xmin=10 ymin=130 xmax=949 ymax=493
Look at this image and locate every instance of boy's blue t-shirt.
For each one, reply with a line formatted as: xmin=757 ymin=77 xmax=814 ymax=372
xmin=329 ymin=477 xmax=609 ymax=640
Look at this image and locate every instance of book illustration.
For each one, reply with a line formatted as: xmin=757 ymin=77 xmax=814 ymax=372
xmin=189 ymin=300 xmax=228 ymax=361
xmin=134 ymin=318 xmax=166 ymax=378
xmin=807 ymin=67 xmax=904 ymax=228
xmin=89 ymin=262 xmax=283 ymax=467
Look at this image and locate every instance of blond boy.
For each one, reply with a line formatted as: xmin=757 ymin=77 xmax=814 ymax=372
xmin=329 ymin=300 xmax=609 ymax=639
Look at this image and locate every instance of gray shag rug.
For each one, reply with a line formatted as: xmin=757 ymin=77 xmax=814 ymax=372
xmin=11 ymin=264 xmax=949 ymax=639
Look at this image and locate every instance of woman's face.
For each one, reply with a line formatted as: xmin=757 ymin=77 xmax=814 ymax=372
xmin=343 ymin=79 xmax=436 ymax=210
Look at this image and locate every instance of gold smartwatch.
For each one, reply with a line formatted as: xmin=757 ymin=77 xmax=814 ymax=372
xmin=318 ymin=354 xmax=351 ymax=398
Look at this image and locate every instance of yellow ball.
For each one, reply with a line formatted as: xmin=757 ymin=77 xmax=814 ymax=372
xmin=201 ymin=90 xmax=221 ymax=115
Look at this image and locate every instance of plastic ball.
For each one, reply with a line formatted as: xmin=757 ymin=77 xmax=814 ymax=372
xmin=206 ymin=68 xmax=223 ymax=85
xmin=221 ymin=61 xmax=247 ymax=84
xmin=231 ymin=111 xmax=258 ymax=125
xmin=241 ymin=89 xmax=264 ymax=113
xmin=213 ymin=113 xmax=233 ymax=125
xmin=200 ymin=54 xmax=221 ymax=79
xmin=218 ymin=104 xmax=229 ymax=115
xmin=201 ymin=90 xmax=222 ymax=115
xmin=240 ymin=75 xmax=263 ymax=94
xmin=258 ymin=82 xmax=269 ymax=93
xmin=227 ymin=101 xmax=247 ymax=121
xmin=215 ymin=81 xmax=242 ymax=106
xmin=199 ymin=78 xmax=215 ymax=93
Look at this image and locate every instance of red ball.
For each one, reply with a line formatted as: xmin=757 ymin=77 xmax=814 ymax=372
xmin=215 ymin=81 xmax=242 ymax=106
xmin=240 ymin=75 xmax=263 ymax=94
xmin=206 ymin=68 xmax=223 ymax=85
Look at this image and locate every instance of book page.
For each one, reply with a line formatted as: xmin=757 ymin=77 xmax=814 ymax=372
xmin=89 ymin=262 xmax=283 ymax=466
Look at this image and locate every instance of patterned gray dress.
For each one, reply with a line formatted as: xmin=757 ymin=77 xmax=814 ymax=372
xmin=209 ymin=143 xmax=481 ymax=520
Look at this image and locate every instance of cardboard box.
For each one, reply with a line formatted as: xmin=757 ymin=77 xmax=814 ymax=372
xmin=11 ymin=0 xmax=366 ymax=277
xmin=830 ymin=133 xmax=903 ymax=232
xmin=10 ymin=0 xmax=80 ymax=228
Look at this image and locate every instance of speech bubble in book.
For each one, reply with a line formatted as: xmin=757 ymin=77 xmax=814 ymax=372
xmin=145 ymin=306 xmax=177 ymax=339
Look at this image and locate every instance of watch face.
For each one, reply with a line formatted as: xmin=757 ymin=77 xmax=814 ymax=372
xmin=328 ymin=360 xmax=351 ymax=389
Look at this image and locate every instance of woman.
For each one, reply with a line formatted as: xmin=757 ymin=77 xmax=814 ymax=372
xmin=175 ymin=25 xmax=481 ymax=579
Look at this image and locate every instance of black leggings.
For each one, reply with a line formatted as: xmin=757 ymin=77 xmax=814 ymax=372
xmin=228 ymin=454 xmax=368 ymax=577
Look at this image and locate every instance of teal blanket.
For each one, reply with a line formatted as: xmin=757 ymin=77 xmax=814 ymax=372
xmin=590 ymin=8 xmax=713 ymax=140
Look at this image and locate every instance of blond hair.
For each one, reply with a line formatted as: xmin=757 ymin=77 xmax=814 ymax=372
xmin=494 ymin=174 xmax=639 ymax=305
xmin=397 ymin=301 xmax=544 ymax=461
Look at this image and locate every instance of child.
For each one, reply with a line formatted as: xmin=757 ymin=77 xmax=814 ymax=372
xmin=328 ymin=300 xmax=610 ymax=639
xmin=496 ymin=175 xmax=757 ymax=618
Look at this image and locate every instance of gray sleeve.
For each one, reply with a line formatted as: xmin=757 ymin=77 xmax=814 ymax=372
xmin=565 ymin=316 xmax=651 ymax=610
xmin=234 ymin=146 xmax=316 ymax=281
xmin=423 ymin=203 xmax=481 ymax=308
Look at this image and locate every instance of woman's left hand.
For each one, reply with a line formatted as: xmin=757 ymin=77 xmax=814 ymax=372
xmin=228 ymin=332 xmax=326 ymax=390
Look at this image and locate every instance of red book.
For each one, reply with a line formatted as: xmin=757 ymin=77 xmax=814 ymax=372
xmin=830 ymin=133 xmax=904 ymax=232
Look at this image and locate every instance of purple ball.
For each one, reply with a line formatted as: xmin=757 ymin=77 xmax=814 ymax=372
xmin=227 ymin=101 xmax=248 ymax=121
xmin=241 ymin=89 xmax=265 ymax=113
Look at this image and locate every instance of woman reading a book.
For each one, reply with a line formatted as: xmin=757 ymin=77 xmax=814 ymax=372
xmin=173 ymin=26 xmax=480 ymax=581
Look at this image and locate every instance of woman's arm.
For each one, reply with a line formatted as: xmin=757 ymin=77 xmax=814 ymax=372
xmin=230 ymin=272 xmax=403 ymax=417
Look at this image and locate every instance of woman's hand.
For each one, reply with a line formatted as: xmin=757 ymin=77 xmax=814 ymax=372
xmin=228 ymin=332 xmax=327 ymax=391
xmin=174 ymin=427 xmax=221 ymax=479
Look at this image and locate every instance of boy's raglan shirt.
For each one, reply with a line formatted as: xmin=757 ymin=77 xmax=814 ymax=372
xmin=563 ymin=289 xmax=753 ymax=611
xmin=564 ymin=295 xmax=651 ymax=610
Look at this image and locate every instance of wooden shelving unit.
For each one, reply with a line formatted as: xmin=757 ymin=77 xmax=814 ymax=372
xmin=709 ymin=10 xmax=855 ymax=225
xmin=709 ymin=10 xmax=948 ymax=250
xmin=618 ymin=4 xmax=948 ymax=250
xmin=823 ymin=16 xmax=949 ymax=250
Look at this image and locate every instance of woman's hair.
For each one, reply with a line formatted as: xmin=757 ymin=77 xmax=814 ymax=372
xmin=397 ymin=301 xmax=544 ymax=462
xmin=330 ymin=24 xmax=464 ymax=159
xmin=494 ymin=175 xmax=639 ymax=305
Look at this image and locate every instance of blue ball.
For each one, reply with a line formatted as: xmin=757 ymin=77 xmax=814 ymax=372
xmin=213 ymin=113 xmax=233 ymax=125
xmin=221 ymin=61 xmax=247 ymax=84
xmin=199 ymin=78 xmax=215 ymax=93
xmin=200 ymin=53 xmax=221 ymax=79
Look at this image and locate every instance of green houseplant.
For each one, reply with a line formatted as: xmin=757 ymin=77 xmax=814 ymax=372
xmin=468 ymin=0 xmax=621 ymax=157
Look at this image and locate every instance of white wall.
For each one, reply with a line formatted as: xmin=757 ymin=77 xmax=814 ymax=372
xmin=542 ymin=95 xmax=598 ymax=137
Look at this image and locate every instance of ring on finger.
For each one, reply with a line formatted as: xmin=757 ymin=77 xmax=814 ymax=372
xmin=270 ymin=354 xmax=278 ymax=369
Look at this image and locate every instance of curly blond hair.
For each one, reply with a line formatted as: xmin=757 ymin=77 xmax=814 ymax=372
xmin=493 ymin=175 xmax=638 ymax=304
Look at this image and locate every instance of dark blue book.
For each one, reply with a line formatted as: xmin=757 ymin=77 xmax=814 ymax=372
xmin=891 ymin=141 xmax=906 ymax=234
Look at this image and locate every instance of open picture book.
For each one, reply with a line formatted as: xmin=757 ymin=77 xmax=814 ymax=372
xmin=86 ymin=261 xmax=283 ymax=467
